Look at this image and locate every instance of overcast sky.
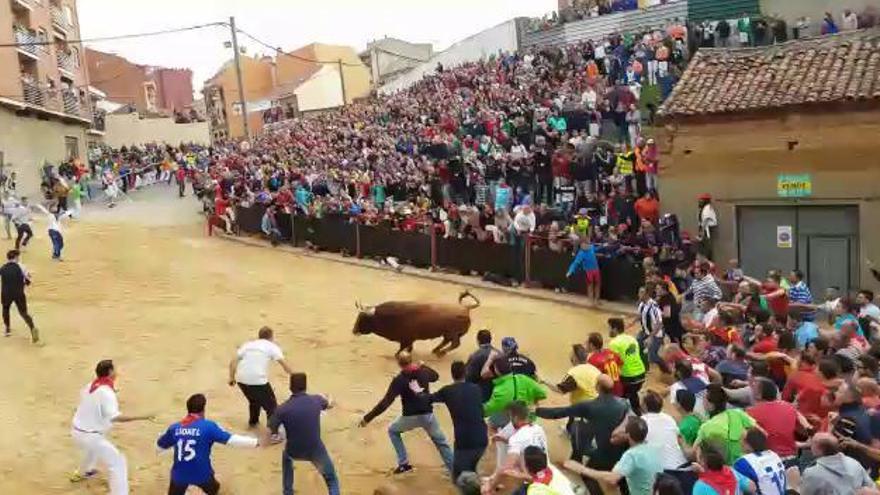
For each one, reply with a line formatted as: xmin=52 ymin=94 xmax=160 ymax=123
xmin=78 ymin=0 xmax=556 ymax=96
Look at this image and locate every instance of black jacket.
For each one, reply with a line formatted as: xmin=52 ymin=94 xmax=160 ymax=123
xmin=364 ymin=365 xmax=439 ymax=422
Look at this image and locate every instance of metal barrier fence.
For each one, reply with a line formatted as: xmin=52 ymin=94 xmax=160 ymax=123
xmin=235 ymin=205 xmax=642 ymax=301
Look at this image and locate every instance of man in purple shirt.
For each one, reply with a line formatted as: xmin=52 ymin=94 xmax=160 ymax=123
xmin=269 ymin=373 xmax=339 ymax=495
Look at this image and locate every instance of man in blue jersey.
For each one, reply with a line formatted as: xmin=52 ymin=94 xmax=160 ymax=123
xmin=157 ymin=394 xmax=259 ymax=495
xmin=733 ymin=428 xmax=786 ymax=495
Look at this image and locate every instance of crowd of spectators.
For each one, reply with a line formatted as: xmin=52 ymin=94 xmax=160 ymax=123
xmin=188 ymin=26 xmax=696 ymax=284
xmin=527 ymin=0 xmax=679 ymax=32
xmin=337 ymin=261 xmax=880 ymax=494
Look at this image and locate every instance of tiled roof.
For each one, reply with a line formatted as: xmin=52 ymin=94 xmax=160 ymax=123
xmin=659 ymin=29 xmax=880 ymax=117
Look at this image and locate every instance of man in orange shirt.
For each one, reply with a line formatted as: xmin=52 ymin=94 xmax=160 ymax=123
xmin=634 ymin=191 xmax=659 ymax=225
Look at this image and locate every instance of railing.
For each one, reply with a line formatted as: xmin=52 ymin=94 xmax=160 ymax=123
xmin=92 ymin=111 xmax=106 ymax=131
xmin=13 ymin=27 xmax=40 ymax=57
xmin=21 ymin=80 xmax=46 ymax=107
xmin=56 ymin=50 xmax=75 ymax=72
xmin=233 ymin=208 xmax=644 ymax=302
xmin=50 ymin=6 xmax=71 ymax=30
xmin=61 ymin=90 xmax=80 ymax=115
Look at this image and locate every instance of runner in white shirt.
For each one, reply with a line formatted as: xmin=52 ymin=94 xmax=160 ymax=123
xmin=228 ymin=326 xmax=293 ymax=429
xmin=641 ymin=391 xmax=688 ymax=470
xmin=485 ymin=402 xmax=549 ymax=492
xmin=70 ymin=360 xmax=154 ymax=494
xmin=34 ymin=204 xmax=72 ymax=260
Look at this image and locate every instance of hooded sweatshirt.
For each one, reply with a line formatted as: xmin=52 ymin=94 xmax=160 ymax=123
xmin=363 ymin=365 xmax=438 ymax=422
xmin=800 ymin=453 xmax=874 ymax=495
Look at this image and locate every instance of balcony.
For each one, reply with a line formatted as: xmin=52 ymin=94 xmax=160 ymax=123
xmin=13 ymin=27 xmax=41 ymax=60
xmin=56 ymin=50 xmax=75 ymax=76
xmin=11 ymin=0 xmax=33 ymax=12
xmin=18 ymin=79 xmax=89 ymax=122
xmin=50 ymin=6 xmax=72 ymax=32
xmin=21 ymin=79 xmax=46 ymax=107
xmin=92 ymin=111 xmax=106 ymax=132
xmin=61 ymin=90 xmax=80 ymax=115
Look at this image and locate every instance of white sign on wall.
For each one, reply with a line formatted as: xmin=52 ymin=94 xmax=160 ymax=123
xmin=777 ymin=226 xmax=793 ymax=249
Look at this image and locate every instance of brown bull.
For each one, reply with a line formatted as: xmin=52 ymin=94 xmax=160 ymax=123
xmin=352 ymin=290 xmax=481 ymax=356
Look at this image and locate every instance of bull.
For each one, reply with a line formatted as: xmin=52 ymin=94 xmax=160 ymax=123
xmin=353 ymin=290 xmax=481 ymax=356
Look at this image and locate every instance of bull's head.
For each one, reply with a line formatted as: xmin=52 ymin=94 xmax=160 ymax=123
xmin=353 ymin=301 xmax=377 ymax=335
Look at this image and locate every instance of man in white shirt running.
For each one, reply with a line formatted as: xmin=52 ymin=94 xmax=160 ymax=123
xmin=70 ymin=359 xmax=154 ymax=494
xmin=228 ymin=326 xmax=293 ymax=428
xmin=34 ymin=204 xmax=72 ymax=260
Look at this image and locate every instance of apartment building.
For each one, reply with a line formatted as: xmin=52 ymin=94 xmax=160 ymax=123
xmin=203 ymin=44 xmax=372 ymax=143
xmin=86 ymin=48 xmax=194 ymax=116
xmin=0 ymin=0 xmax=99 ymax=194
xmin=202 ymin=55 xmax=275 ymax=143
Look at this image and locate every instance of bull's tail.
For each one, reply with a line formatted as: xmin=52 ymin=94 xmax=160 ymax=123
xmin=458 ymin=290 xmax=480 ymax=310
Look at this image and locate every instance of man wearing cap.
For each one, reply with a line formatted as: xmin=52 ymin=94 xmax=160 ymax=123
xmin=482 ymin=337 xmax=537 ymax=380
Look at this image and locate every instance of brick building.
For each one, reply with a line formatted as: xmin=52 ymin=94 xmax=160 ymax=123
xmin=85 ymin=48 xmax=194 ymax=116
xmin=0 ymin=0 xmax=100 ymax=195
xmin=657 ymin=29 xmax=880 ymax=294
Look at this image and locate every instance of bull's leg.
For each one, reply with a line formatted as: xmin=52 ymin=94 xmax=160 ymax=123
xmin=444 ymin=335 xmax=462 ymax=354
xmin=431 ymin=336 xmax=450 ymax=356
xmin=395 ymin=341 xmax=413 ymax=357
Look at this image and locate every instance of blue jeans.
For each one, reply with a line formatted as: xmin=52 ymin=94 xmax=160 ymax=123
xmin=281 ymin=445 xmax=339 ymax=495
xmin=388 ymin=413 xmax=453 ymax=472
xmin=637 ymin=332 xmax=663 ymax=369
xmin=48 ymin=230 xmax=63 ymax=259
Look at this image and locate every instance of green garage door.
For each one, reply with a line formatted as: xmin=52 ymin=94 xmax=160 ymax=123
xmin=688 ymin=0 xmax=760 ymax=23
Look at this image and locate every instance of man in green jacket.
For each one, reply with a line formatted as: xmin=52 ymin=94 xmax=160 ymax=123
xmin=482 ymin=357 xmax=546 ymax=470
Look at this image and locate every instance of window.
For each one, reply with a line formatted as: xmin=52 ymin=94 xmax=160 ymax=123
xmin=143 ymin=82 xmax=157 ymax=112
xmin=63 ymin=6 xmax=73 ymax=25
xmin=37 ymin=28 xmax=47 ymax=43
xmin=64 ymin=136 xmax=79 ymax=160
xmin=71 ymin=47 xmax=79 ymax=68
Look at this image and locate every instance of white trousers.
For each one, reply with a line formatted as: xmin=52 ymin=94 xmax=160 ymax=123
xmin=72 ymin=429 xmax=128 ymax=494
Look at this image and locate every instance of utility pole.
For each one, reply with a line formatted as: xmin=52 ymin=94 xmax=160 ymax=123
xmin=229 ymin=16 xmax=249 ymax=140
xmin=337 ymin=59 xmax=347 ymax=106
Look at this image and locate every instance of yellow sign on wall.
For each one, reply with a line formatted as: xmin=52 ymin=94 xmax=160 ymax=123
xmin=777 ymin=174 xmax=812 ymax=198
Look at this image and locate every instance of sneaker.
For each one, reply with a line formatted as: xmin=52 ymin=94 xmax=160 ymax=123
xmin=70 ymin=470 xmax=98 ymax=482
xmin=4 ymin=329 xmax=9 ymax=337
xmin=269 ymin=433 xmax=283 ymax=445
xmin=30 ymin=328 xmax=40 ymax=344
xmin=392 ymin=464 xmax=413 ymax=475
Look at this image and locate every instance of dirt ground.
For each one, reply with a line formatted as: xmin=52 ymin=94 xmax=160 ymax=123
xmin=0 ymin=187 xmax=632 ymax=495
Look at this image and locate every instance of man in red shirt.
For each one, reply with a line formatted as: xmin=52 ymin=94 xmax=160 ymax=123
xmin=748 ymin=324 xmax=787 ymax=386
xmin=748 ymin=378 xmax=811 ymax=461
xmin=175 ymin=166 xmax=187 ymax=197
xmin=212 ymin=195 xmax=234 ymax=235
xmin=761 ymin=274 xmax=789 ymax=323
xmin=782 ymin=355 xmax=840 ymax=427
xmin=586 ymin=332 xmax=623 ymax=397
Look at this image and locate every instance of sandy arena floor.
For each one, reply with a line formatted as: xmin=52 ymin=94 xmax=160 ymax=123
xmin=0 ymin=187 xmax=628 ymax=495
